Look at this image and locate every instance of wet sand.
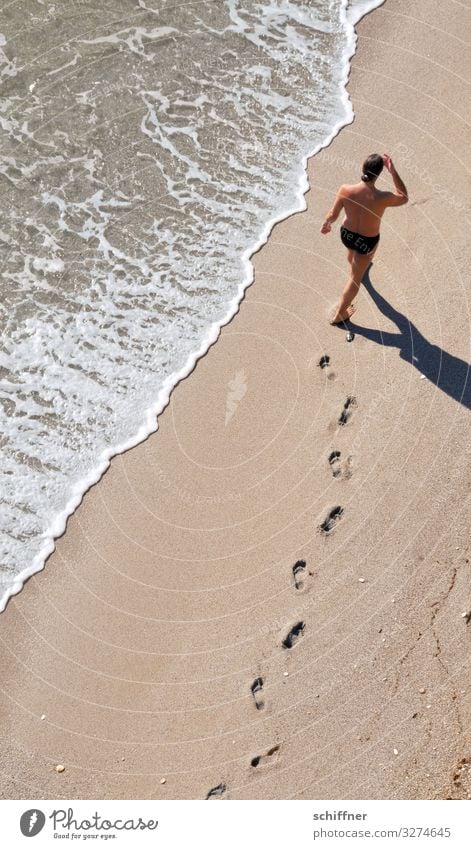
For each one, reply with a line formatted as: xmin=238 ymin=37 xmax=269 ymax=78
xmin=1 ymin=0 xmax=470 ymax=800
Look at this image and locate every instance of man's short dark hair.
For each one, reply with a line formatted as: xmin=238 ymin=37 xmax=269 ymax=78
xmin=361 ymin=153 xmax=384 ymax=182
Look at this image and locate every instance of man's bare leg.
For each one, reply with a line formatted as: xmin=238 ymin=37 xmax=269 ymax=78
xmin=330 ymin=248 xmax=376 ymax=325
xmin=330 ymin=286 xmax=359 ymax=324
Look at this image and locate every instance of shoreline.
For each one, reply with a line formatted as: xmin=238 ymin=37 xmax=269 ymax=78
xmin=0 ymin=0 xmax=385 ymax=615
xmin=1 ymin=0 xmax=470 ymax=801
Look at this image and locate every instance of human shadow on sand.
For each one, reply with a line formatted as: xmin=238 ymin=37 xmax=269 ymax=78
xmin=342 ymin=268 xmax=470 ymax=410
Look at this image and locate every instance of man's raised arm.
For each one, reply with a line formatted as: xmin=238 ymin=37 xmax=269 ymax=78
xmin=383 ymin=154 xmax=408 ymax=206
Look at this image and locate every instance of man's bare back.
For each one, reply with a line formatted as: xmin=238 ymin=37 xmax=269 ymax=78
xmin=337 ymin=180 xmax=401 ymax=236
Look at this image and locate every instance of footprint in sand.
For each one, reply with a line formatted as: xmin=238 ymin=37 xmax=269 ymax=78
xmin=251 ymin=677 xmax=265 ymax=711
xmin=338 ymin=396 xmax=356 ymax=426
xmin=292 ymin=559 xmax=307 ymax=590
xmin=206 ymin=783 xmax=226 ymax=799
xmin=328 ymin=451 xmax=353 ymax=480
xmin=250 ymin=744 xmax=280 ymax=768
xmin=282 ymin=620 xmax=305 ymax=649
xmin=319 ymin=505 xmax=344 ymax=534
xmin=318 ymin=354 xmax=336 ymax=381
xmin=328 ymin=450 xmax=342 ymax=477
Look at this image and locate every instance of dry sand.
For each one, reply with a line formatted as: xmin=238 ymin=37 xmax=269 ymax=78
xmin=1 ymin=0 xmax=470 ymax=801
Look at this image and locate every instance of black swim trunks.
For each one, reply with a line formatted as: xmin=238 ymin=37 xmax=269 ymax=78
xmin=340 ymin=226 xmax=380 ymax=255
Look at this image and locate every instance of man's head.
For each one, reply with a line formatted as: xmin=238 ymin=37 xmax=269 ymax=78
xmin=361 ymin=153 xmax=384 ymax=182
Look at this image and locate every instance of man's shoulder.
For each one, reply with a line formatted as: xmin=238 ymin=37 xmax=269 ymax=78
xmin=338 ymin=183 xmax=356 ymax=196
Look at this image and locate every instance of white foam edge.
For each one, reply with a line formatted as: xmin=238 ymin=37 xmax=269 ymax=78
xmin=0 ymin=0 xmax=386 ymax=613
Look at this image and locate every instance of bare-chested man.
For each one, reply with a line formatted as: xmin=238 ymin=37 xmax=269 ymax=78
xmin=320 ymin=153 xmax=408 ymax=325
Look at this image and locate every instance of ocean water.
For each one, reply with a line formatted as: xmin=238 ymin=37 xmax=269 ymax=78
xmin=0 ymin=0 xmax=384 ymax=610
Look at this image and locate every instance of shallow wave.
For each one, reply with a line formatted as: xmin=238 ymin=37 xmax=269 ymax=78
xmin=0 ymin=0 xmax=384 ymax=610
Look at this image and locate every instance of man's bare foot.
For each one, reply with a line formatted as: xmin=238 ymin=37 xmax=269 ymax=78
xmin=329 ymin=304 xmax=356 ymax=325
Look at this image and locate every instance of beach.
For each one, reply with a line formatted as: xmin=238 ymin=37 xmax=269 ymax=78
xmin=1 ymin=0 xmax=470 ymax=801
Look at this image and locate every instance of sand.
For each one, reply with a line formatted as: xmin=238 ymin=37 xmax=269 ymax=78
xmin=1 ymin=0 xmax=470 ymax=801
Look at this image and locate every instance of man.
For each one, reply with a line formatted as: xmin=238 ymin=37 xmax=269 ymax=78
xmin=320 ymin=153 xmax=408 ymax=325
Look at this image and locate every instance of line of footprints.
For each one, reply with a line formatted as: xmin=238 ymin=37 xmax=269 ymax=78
xmin=205 ymin=353 xmax=354 ymax=799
